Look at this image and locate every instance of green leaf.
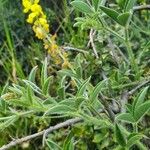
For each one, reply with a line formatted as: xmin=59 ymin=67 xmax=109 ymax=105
xmin=90 ymin=79 xmax=106 ymax=103
xmin=9 ymin=84 xmax=24 ymax=95
xmin=34 ymin=98 xmax=45 ymax=109
xmin=42 ymin=76 xmax=53 ymax=96
xmin=75 ymin=97 xmax=86 ymax=108
xmin=46 ymin=139 xmax=62 ymax=150
xmin=76 ymin=66 xmax=83 ymax=79
xmin=75 ymin=54 xmax=83 ymax=68
xmin=59 ymin=69 xmax=78 ymax=79
xmin=67 ymin=139 xmax=74 ymax=150
xmin=127 ymin=133 xmax=144 ymax=148
xmin=1 ymin=82 xmax=9 ymax=95
xmin=117 ymin=12 xmax=131 ymax=26
xmin=100 ymin=6 xmax=120 ymax=23
xmin=27 ymin=85 xmax=33 ymax=105
xmin=41 ymin=58 xmax=48 ymax=86
xmin=28 ymin=66 xmax=38 ymax=82
xmin=63 ymin=132 xmax=74 ymax=150
xmin=23 ymin=80 xmax=42 ymax=95
xmin=57 ymin=86 xmax=65 ymax=100
xmin=125 ymin=0 xmax=137 ymax=12
xmin=133 ymin=86 xmax=149 ymax=111
xmin=81 ymin=113 xmax=109 ymax=127
xmin=115 ymin=124 xmax=127 ymax=147
xmin=0 ymin=115 xmax=16 ymax=121
xmin=71 ymin=1 xmax=94 ymax=14
xmin=0 ymin=115 xmax=18 ymax=130
xmin=60 ymin=76 xmax=67 ymax=87
xmin=76 ymin=77 xmax=91 ymax=97
xmin=59 ymin=99 xmax=75 ymax=106
xmin=126 ymin=104 xmax=133 ymax=113
xmin=44 ymin=104 xmax=75 ymax=116
xmin=135 ymin=141 xmax=148 ymax=150
xmin=116 ymin=113 xmax=135 ymax=123
xmin=0 ymin=98 xmax=7 ymax=112
xmin=43 ymin=97 xmax=57 ymax=105
xmin=92 ymin=0 xmax=100 ymax=11
xmin=93 ymin=133 xmax=104 ymax=143
xmin=10 ymin=98 xmax=30 ymax=107
xmin=134 ymin=100 xmax=150 ymax=122
xmin=116 ymin=0 xmax=127 ymax=9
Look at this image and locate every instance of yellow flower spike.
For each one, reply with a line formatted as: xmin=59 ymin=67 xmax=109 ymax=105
xmin=22 ymin=0 xmax=70 ymax=67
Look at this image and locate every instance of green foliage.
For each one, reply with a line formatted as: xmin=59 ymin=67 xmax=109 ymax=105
xmin=0 ymin=0 xmax=150 ymax=149
xmin=116 ymin=86 xmax=150 ymax=123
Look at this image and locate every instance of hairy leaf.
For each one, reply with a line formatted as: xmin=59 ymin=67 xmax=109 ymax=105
xmin=116 ymin=113 xmax=135 ymax=123
xmin=115 ymin=124 xmax=127 ymax=147
xmin=134 ymin=100 xmax=150 ymax=122
xmin=71 ymin=1 xmax=94 ymax=14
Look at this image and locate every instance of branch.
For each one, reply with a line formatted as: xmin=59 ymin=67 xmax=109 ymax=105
xmin=0 ymin=118 xmax=82 ymax=150
xmin=99 ymin=93 xmax=115 ymax=122
xmin=128 ymin=79 xmax=150 ymax=95
xmin=62 ymin=46 xmax=89 ymax=54
xmin=109 ymin=4 xmax=150 ymax=11
xmin=133 ymin=5 xmax=150 ymax=11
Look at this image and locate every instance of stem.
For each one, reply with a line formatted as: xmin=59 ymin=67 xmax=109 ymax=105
xmin=133 ymin=123 xmax=138 ymax=133
xmin=124 ymin=27 xmax=139 ymax=79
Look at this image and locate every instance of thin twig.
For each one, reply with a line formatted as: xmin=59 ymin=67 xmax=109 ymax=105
xmin=128 ymin=79 xmax=150 ymax=95
xmin=133 ymin=5 xmax=150 ymax=11
xmin=0 ymin=118 xmax=82 ymax=150
xmin=62 ymin=46 xmax=89 ymax=54
xmin=88 ymin=29 xmax=99 ymax=58
xmin=109 ymin=4 xmax=150 ymax=11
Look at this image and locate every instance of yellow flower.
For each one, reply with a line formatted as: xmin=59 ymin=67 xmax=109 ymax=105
xmin=62 ymin=59 xmax=70 ymax=68
xmin=22 ymin=0 xmax=32 ymax=13
xmin=33 ymin=0 xmax=40 ymax=4
xmin=44 ymin=43 xmax=49 ymax=49
xmin=27 ymin=12 xmax=37 ymax=24
xmin=39 ymin=18 xmax=49 ymax=31
xmin=39 ymin=18 xmax=47 ymax=25
xmin=43 ymin=24 xmax=49 ymax=32
xmin=31 ymin=4 xmax=42 ymax=13
xmin=33 ymin=26 xmax=46 ymax=39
